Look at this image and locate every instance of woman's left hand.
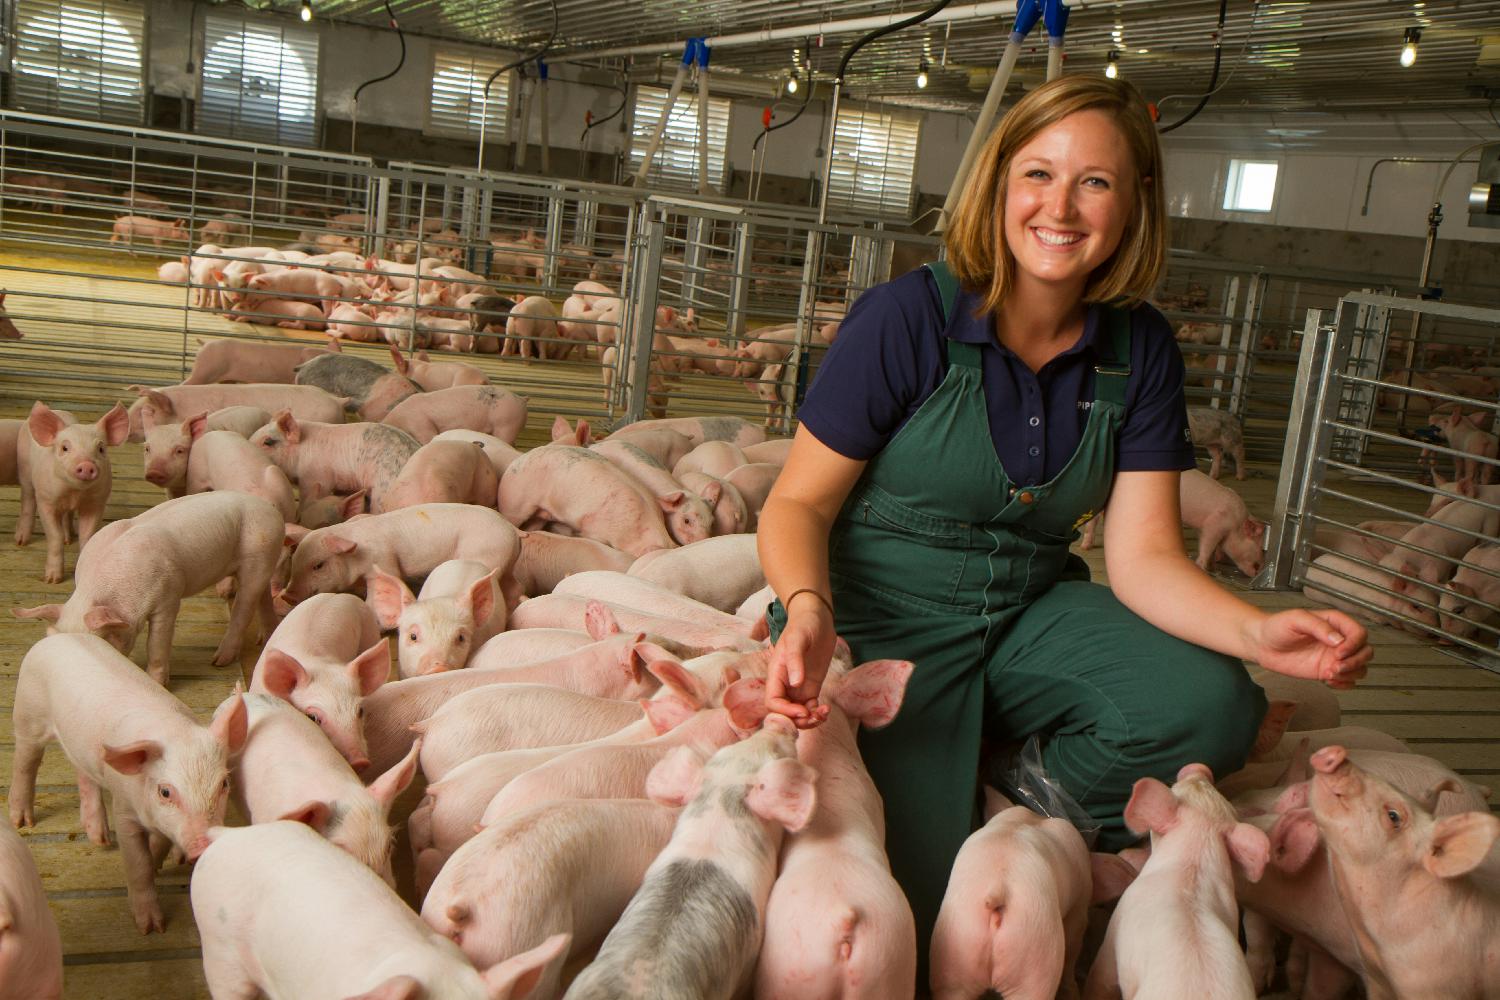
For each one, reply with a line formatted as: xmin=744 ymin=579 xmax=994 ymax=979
xmin=1249 ymin=608 xmax=1372 ymax=689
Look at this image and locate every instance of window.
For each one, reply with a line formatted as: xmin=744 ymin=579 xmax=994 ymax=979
xmin=1223 ymin=159 xmax=1279 ymax=213
xmin=10 ymin=0 xmax=146 ymax=123
xmin=198 ymin=13 xmax=319 ymax=147
xmin=825 ymin=104 xmax=920 ymax=219
xmin=427 ymin=49 xmax=512 ymax=140
xmin=627 ymin=84 xmax=730 ymax=194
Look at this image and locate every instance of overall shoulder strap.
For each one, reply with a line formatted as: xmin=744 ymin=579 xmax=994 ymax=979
xmin=924 ymin=260 xmax=959 ymax=325
xmin=1093 ymin=305 xmax=1133 ymax=407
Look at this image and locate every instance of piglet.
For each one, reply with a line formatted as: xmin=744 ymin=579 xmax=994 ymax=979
xmin=1187 ymin=407 xmax=1247 ymax=480
xmin=1429 ymin=410 xmax=1500 ymax=485
xmin=233 ymin=693 xmax=417 ymax=884
xmin=563 ymin=715 xmax=817 ymax=1000
xmin=423 ymin=799 xmax=679 ymax=995
xmin=369 ymin=560 xmax=504 ymax=677
xmin=125 ymin=382 xmax=346 ymax=442
xmin=183 ymin=338 xmax=329 ymax=385
xmin=15 ymin=401 xmax=129 ymax=583
xmin=500 ymin=445 xmax=678 ymax=557
xmin=432 ymin=429 xmax=522 ymax=479
xmin=252 ymin=410 xmax=418 ymax=514
xmin=392 ymin=347 xmax=490 ymax=389
xmin=612 ymin=415 xmax=767 ymax=449
xmin=379 ymin=438 xmax=500 ymax=512
xmin=1438 ymin=541 xmax=1500 ymax=642
xmin=249 ymin=593 xmax=388 ymax=770
xmin=503 ymin=294 xmax=560 ymax=359
xmin=1082 ymin=764 xmax=1269 ymax=1000
xmin=0 ymin=821 xmax=62 ymax=999
xmin=1306 ymin=745 xmax=1500 ymax=999
xmin=512 ymin=530 xmax=635 ymax=597
xmin=11 ymin=634 xmax=247 ymax=934
xmin=673 ymin=440 xmax=751 ymax=481
xmin=383 ymin=384 xmax=528 ymax=444
xmin=294 ymin=351 xmax=421 ymax=422
xmin=191 ymin=822 xmax=568 ymax=999
xmin=110 ymin=215 xmax=188 ymax=247
xmin=627 ymin=534 xmax=765 ymax=614
xmin=0 ymin=291 xmax=24 ymax=340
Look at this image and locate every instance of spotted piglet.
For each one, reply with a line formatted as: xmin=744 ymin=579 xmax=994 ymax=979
xmin=563 ymin=714 xmax=817 ymax=1000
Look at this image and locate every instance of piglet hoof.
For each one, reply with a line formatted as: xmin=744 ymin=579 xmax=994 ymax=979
xmin=131 ymin=899 xmax=166 ymax=935
xmin=42 ymin=563 xmax=65 ymax=585
xmin=211 ymin=642 xmax=240 ymax=668
xmin=84 ymin=823 xmax=111 ymax=847
xmin=14 ymin=529 xmax=30 ymax=547
xmin=9 ymin=804 xmax=34 ymax=829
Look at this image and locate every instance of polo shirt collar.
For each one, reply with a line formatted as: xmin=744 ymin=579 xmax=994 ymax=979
xmin=946 ymin=285 xmax=1106 ymax=362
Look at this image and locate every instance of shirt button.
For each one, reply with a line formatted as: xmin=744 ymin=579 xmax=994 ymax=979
xmin=1017 ymin=491 xmax=1035 ymax=504
xmin=1028 ymin=416 xmax=1040 ymax=427
xmin=1028 ymin=445 xmax=1040 ymax=457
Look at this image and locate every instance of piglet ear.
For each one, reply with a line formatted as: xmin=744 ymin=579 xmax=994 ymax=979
xmin=284 ymin=523 xmax=310 ymax=547
xmin=388 ymin=347 xmax=408 ymax=374
xmin=259 ymin=650 xmax=309 ymax=701
xmin=461 ymin=570 xmax=499 ymax=627
xmin=98 ymin=402 xmax=130 ymax=446
xmin=274 ymin=409 xmax=301 ymax=443
xmin=699 ymin=480 xmax=723 ymax=509
xmin=1418 ymin=778 xmax=1463 ymax=813
xmin=142 ymin=388 xmax=174 ymax=414
xmin=584 ymin=600 xmax=620 ymax=640
xmin=1123 ymin=777 xmax=1179 ymax=836
xmin=550 ymin=415 xmax=571 ymax=442
xmin=367 ymin=567 xmax=415 ymax=630
xmin=102 ymin=740 xmax=164 ymax=775
xmin=645 ymin=745 xmax=706 ymax=807
xmin=210 ymin=689 xmax=250 ymax=756
xmin=643 ymin=655 xmax=709 ymax=708
xmin=279 ymin=799 xmax=333 ymax=834
xmin=829 ymin=659 xmax=913 ymax=730
xmin=368 ymin=737 xmax=421 ymax=812
xmin=83 ymin=605 xmax=130 ymax=633
xmin=348 ymin=640 xmax=392 ymax=697
xmin=340 ymin=491 xmax=367 ymax=521
xmin=722 ymin=677 xmax=769 ymax=732
xmin=185 ymin=411 xmax=210 ymax=441
xmin=1269 ymin=808 xmax=1321 ymax=873
xmin=480 ymin=932 xmax=571 ymax=1000
xmin=746 ymin=757 xmax=819 ymax=833
xmin=1225 ymin=821 xmax=1270 ymax=883
xmin=339 ymin=976 xmax=423 ymax=1000
xmin=324 ymin=534 xmax=357 ymax=555
xmin=12 ymin=603 xmax=63 ymax=622
xmin=1423 ymin=812 xmax=1500 ymax=879
xmin=27 ymin=400 xmax=63 ymax=446
xmin=1089 ymin=852 xmax=1139 ymax=904
xmin=656 ymin=491 xmax=687 ymax=513
xmin=641 ymin=695 xmax=697 ymax=735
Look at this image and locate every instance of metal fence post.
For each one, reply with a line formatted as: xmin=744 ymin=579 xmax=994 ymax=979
xmin=726 ymin=219 xmax=752 ymax=340
xmin=1210 ymin=275 xmax=1240 ymax=408
xmin=542 ymin=187 xmax=565 ymax=288
xmin=623 ymin=217 xmax=666 ymax=425
xmin=682 ymin=214 xmax=708 ymax=310
xmin=1230 ymin=273 xmax=1262 ymax=417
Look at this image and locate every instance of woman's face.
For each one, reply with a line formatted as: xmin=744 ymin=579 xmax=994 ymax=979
xmin=1000 ymin=109 xmax=1137 ymax=295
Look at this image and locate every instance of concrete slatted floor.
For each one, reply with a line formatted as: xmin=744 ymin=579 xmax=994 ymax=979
xmin=0 ymin=246 xmax=1496 ymax=998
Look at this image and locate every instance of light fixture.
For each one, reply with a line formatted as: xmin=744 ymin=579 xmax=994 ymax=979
xmin=787 ymin=70 xmax=798 ymax=95
xmin=1400 ymin=27 xmax=1420 ymax=68
xmin=1105 ymin=50 xmax=1119 ymax=79
xmin=299 ymin=0 xmax=311 ymax=20
xmin=916 ymin=58 xmax=929 ymax=89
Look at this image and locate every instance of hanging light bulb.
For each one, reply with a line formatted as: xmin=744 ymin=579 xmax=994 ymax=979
xmin=1104 ymin=50 xmax=1120 ymax=79
xmin=787 ymin=70 xmax=799 ymax=95
xmin=916 ymin=58 xmax=929 ymax=89
xmin=1400 ymin=27 xmax=1420 ymax=67
xmin=299 ymin=0 xmax=312 ymax=20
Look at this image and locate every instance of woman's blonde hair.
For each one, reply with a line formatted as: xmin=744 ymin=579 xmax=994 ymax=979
xmin=944 ymin=75 xmax=1166 ymax=314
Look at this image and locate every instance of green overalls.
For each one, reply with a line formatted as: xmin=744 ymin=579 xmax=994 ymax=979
xmin=769 ymin=263 xmax=1266 ymax=966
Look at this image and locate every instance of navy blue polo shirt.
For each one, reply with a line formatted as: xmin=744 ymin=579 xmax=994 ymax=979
xmin=799 ymin=267 xmax=1194 ymax=486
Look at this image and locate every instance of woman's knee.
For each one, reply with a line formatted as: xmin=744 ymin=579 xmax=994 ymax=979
xmin=1154 ymin=655 xmax=1268 ymax=777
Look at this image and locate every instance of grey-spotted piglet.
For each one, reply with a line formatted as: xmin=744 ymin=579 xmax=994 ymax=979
xmin=563 ymin=714 xmax=817 ymax=1000
xmin=1187 ymin=406 xmax=1247 ymax=481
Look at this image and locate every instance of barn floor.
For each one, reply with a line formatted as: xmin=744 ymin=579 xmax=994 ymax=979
xmin=0 ymin=247 xmax=1496 ymax=998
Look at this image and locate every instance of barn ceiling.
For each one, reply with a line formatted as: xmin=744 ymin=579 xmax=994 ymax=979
xmin=287 ymin=0 xmax=1500 ymax=117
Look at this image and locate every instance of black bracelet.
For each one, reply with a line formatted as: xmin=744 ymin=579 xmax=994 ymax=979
xmin=785 ymin=588 xmax=834 ymax=617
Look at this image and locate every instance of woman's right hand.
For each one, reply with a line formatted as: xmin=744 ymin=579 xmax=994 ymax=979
xmin=765 ymin=596 xmax=837 ymax=729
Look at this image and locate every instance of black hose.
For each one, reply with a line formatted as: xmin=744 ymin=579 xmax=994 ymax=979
xmin=1158 ymin=0 xmax=1228 ymax=134
xmin=482 ymin=0 xmax=560 ymax=106
xmin=352 ymin=0 xmax=406 ymax=106
xmin=580 ymin=73 xmax=630 ymax=146
xmin=752 ymin=65 xmax=814 ymax=155
xmin=836 ymin=0 xmax=953 ymax=83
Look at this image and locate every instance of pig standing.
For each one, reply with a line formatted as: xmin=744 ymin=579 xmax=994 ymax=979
xmin=250 ymin=410 xmax=418 ymax=514
xmin=1080 ymin=469 xmax=1266 ymax=577
xmin=1082 ymin=765 xmax=1268 ymax=1000
xmin=13 ymin=492 xmax=284 ymax=685
xmin=369 ymin=561 xmax=504 ymax=677
xmin=0 ymin=821 xmax=62 ymax=999
xmin=1429 ymin=409 xmax=1500 ymax=485
xmin=379 ymin=439 xmax=500 ymax=512
xmin=233 ymin=693 xmax=418 ymax=884
xmin=184 ymin=338 xmax=329 ymax=385
xmin=1306 ymin=745 xmax=1500 ymax=1000
xmin=383 ymin=384 xmax=529 ymax=444
xmin=1187 ymin=406 xmax=1247 ymax=481
xmin=10 ymin=634 xmax=247 ymax=933
xmin=563 ymin=716 xmax=817 ymax=1000
xmin=143 ymin=414 xmax=295 ymax=520
xmin=125 ymin=382 xmax=345 ymax=442
xmin=15 ymin=401 xmax=129 ymax=582
xmin=1438 ymin=541 xmax=1500 ymax=642
xmin=423 ymin=799 xmax=680 ymax=995
xmin=249 ymin=593 xmax=388 ymax=770
xmin=109 ymin=215 xmax=187 ymax=247
xmin=191 ymin=821 xmax=568 ymax=999
xmin=503 ymin=294 xmax=560 ymax=359
xmin=755 ymin=661 xmax=918 ymax=1000
xmin=294 ymin=351 xmax=422 ymax=422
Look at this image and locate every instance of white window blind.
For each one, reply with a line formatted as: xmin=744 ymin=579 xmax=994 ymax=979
xmin=198 ymin=13 xmax=319 ymax=147
xmin=826 ymin=104 xmax=920 ymax=219
xmin=10 ymin=0 xmax=145 ymax=123
xmin=627 ymin=84 xmax=730 ymax=194
xmin=427 ymin=49 xmax=511 ymax=139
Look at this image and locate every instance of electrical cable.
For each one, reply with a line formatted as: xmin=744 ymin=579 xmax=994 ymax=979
xmin=1153 ymin=0 xmax=1261 ymax=110
xmin=580 ymin=72 xmax=629 ymax=145
xmin=482 ymin=0 xmax=560 ymax=109
xmin=751 ymin=59 xmax=813 ymax=157
xmin=352 ymin=0 xmax=406 ymax=107
xmin=1158 ymin=0 xmax=1229 ymax=134
xmin=836 ymin=0 xmax=953 ymax=84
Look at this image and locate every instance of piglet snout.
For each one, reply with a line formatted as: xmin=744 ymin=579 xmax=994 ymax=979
xmin=1310 ymin=745 xmax=1349 ymax=775
xmin=1177 ymin=762 xmax=1215 ymax=783
xmin=186 ymin=835 xmax=213 ymax=861
xmin=72 ymin=461 xmax=100 ymax=482
xmin=144 ymin=467 xmax=169 ymax=486
xmin=350 ymin=757 xmax=371 ymax=774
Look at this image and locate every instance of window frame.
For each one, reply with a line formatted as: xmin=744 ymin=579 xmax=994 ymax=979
xmin=1222 ymin=157 xmax=1281 ymax=214
xmin=196 ymin=10 xmax=322 ymax=149
xmin=625 ymin=82 xmax=732 ymax=195
xmin=424 ymin=45 xmax=514 ymax=143
xmin=8 ymin=0 xmax=148 ymax=124
xmin=824 ymin=100 xmax=922 ymax=221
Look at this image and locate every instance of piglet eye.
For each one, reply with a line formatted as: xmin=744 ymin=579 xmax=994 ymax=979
xmin=157 ymin=785 xmax=172 ymax=800
xmin=221 ymin=777 xmax=230 ymax=791
xmin=306 ymin=710 xmax=324 ymax=725
xmin=60 ymin=443 xmax=70 ymax=452
xmin=1386 ymin=808 xmax=1402 ymax=828
xmin=407 ymin=631 xmax=418 ymax=642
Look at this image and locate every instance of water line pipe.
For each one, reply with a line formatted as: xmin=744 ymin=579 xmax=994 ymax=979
xmin=697 ymin=43 xmax=711 ymax=195
xmin=538 ymin=60 xmax=551 ymax=174
xmin=514 ymin=71 xmax=533 ymax=172
xmin=349 ymin=0 xmax=406 ymax=155
xmin=631 ymin=40 xmax=698 ymax=187
xmin=475 ymin=0 xmax=559 ymax=172
xmin=1044 ymin=0 xmax=1068 ymax=81
xmin=935 ymin=0 xmax=1042 ymax=233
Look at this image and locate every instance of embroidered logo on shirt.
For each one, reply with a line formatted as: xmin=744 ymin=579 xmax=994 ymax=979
xmin=1077 ymin=401 xmax=1093 ymax=411
xmin=1072 ymin=509 xmax=1095 ymax=531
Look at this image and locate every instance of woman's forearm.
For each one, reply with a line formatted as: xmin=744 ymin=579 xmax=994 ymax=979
xmin=757 ymin=494 xmax=835 ymax=609
xmin=1108 ymin=549 xmax=1270 ymax=663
